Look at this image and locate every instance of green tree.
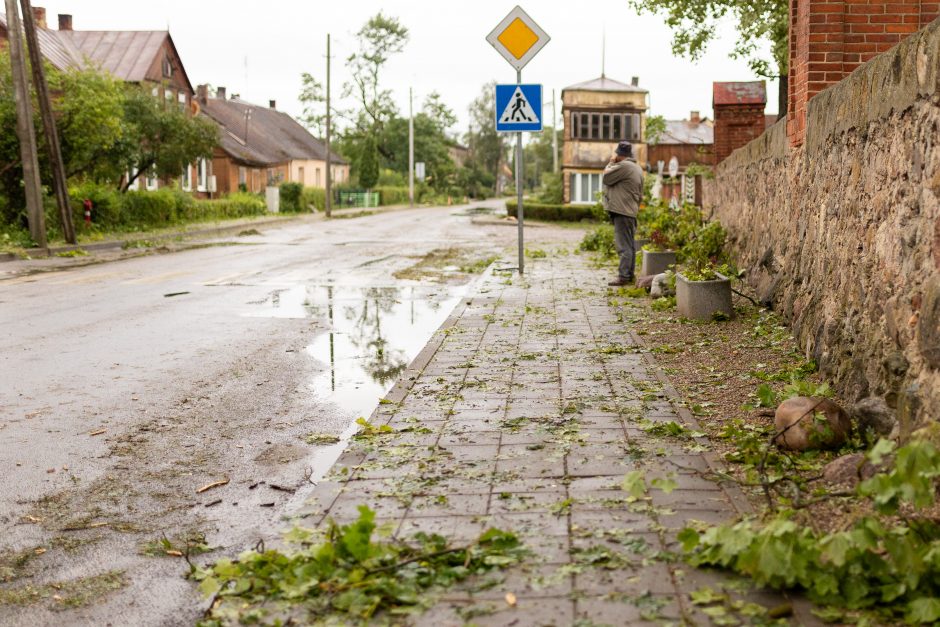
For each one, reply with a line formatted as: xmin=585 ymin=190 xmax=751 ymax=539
xmin=358 ymin=134 xmax=379 ymax=189
xmin=298 ymin=72 xmax=326 ymax=137
xmin=465 ymin=82 xmax=507 ymax=195
xmin=380 ymin=93 xmax=457 ymax=191
xmin=645 ymin=114 xmax=667 ymax=145
xmin=628 ymin=0 xmax=789 ymax=112
xmin=344 ymin=13 xmax=409 ymax=150
xmin=116 ymin=88 xmax=218 ymax=191
xmin=522 ymin=126 xmax=561 ymax=192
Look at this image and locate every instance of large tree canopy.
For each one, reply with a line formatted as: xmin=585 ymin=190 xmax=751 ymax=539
xmin=629 ymin=0 xmax=788 ymax=76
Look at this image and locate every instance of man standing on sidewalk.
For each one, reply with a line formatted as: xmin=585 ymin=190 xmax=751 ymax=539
xmin=602 ymin=141 xmax=644 ymax=287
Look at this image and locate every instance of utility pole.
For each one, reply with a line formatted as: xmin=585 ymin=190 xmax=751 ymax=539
xmin=325 ymin=33 xmax=332 ymax=218
xmin=21 ymin=0 xmax=74 ymax=244
xmin=515 ymin=70 xmax=524 ymax=275
xmin=552 ymin=88 xmax=558 ymax=173
xmin=408 ymin=87 xmax=414 ymax=208
xmin=4 ymin=0 xmax=45 ymax=248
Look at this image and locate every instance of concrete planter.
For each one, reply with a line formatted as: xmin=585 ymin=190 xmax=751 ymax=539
xmin=634 ymin=238 xmax=650 ymax=250
xmin=676 ymin=272 xmax=733 ymax=320
xmin=640 ymin=250 xmax=677 ymax=277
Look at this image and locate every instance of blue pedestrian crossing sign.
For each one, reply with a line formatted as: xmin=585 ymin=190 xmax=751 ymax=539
xmin=495 ymin=84 xmax=542 ymax=133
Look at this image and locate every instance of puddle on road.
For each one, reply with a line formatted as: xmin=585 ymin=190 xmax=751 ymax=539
xmin=247 ymin=283 xmax=467 ymax=481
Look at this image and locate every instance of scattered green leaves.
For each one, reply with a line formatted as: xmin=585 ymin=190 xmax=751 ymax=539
xmin=194 ymin=506 xmax=527 ymax=624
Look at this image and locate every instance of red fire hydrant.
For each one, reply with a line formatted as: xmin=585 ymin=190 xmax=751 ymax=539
xmin=83 ymin=198 xmax=92 ymax=224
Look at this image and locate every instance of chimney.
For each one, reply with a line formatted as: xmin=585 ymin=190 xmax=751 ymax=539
xmin=690 ymin=111 xmax=700 ymax=124
xmin=32 ymin=7 xmax=47 ymax=29
xmin=216 ymin=86 xmax=226 ymax=100
xmin=57 ymin=14 xmax=72 ymax=31
xmin=631 ymin=76 xmax=639 ymax=87
xmin=269 ymin=100 xmax=276 ymax=109
xmin=196 ymin=84 xmax=209 ymax=105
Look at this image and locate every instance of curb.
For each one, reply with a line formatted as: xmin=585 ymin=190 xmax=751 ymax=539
xmin=3 ymin=215 xmax=304 ymax=263
xmin=627 ymin=328 xmax=756 ymax=517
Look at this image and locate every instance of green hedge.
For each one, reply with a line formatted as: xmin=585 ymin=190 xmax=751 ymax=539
xmin=374 ymin=186 xmax=409 ymax=206
xmin=187 ymin=192 xmax=266 ymax=220
xmin=279 ymin=182 xmax=304 ymax=212
xmin=66 ymin=182 xmax=266 ymax=229
xmin=505 ymin=200 xmax=602 ymax=222
xmin=122 ymin=189 xmax=185 ymax=225
xmin=302 ymin=187 xmax=326 ymax=211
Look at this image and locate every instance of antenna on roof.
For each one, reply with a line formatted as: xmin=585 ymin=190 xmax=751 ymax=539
xmin=601 ymin=27 xmax=606 ymax=79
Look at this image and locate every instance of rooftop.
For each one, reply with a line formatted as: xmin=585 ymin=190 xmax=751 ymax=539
xmin=563 ymin=75 xmax=647 ymax=94
xmin=0 ymin=11 xmax=84 ymax=71
xmin=0 ymin=11 xmax=191 ymax=91
xmin=660 ymin=119 xmax=714 ymax=145
xmin=200 ymin=94 xmax=346 ymax=168
xmin=713 ymin=81 xmax=767 ymax=106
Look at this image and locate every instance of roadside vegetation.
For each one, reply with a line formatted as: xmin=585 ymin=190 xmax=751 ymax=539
xmin=587 ymin=197 xmax=940 ymax=624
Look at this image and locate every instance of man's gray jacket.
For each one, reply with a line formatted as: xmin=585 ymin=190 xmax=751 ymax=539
xmin=602 ymin=158 xmax=644 ymax=218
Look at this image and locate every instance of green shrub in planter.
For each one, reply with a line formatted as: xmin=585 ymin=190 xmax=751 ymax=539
xmin=506 ymin=200 xmax=601 ymax=222
xmin=279 ymin=182 xmax=304 ymax=212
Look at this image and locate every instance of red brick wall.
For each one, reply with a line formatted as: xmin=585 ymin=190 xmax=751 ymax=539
xmin=788 ymin=0 xmax=940 ymax=147
xmin=714 ymin=105 xmax=766 ymax=163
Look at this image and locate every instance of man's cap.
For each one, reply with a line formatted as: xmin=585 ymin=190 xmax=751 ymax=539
xmin=615 ymin=141 xmax=633 ymax=157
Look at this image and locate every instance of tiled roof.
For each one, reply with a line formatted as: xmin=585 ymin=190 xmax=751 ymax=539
xmin=713 ymin=81 xmax=767 ymax=106
xmin=563 ymin=75 xmax=647 ymax=93
xmin=0 ymin=11 xmax=84 ymax=70
xmin=0 ymin=14 xmax=190 ymax=91
xmin=63 ymin=30 xmax=165 ymax=82
xmin=200 ymin=97 xmax=346 ymax=167
xmin=660 ymin=119 xmax=713 ymax=145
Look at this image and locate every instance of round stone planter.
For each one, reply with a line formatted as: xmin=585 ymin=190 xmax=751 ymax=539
xmin=640 ymin=250 xmax=677 ymax=277
xmin=676 ymin=272 xmax=733 ymax=321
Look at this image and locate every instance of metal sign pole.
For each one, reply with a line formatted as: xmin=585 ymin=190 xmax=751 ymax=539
xmin=516 ymin=69 xmax=524 ymax=276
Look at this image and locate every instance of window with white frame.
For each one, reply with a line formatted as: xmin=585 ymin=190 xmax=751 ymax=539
xmin=315 ymin=168 xmax=321 ymax=187
xmin=177 ymin=91 xmax=187 ymax=112
xmin=238 ymin=166 xmax=247 ymax=188
xmin=181 ymin=164 xmax=192 ymax=191
xmin=145 ymin=166 xmax=159 ymax=191
xmin=126 ymin=167 xmax=140 ymax=191
xmin=197 ymin=158 xmax=208 ymax=192
xmin=568 ymin=172 xmax=602 ymax=204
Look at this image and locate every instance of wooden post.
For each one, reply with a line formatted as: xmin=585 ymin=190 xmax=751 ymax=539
xmin=4 ymin=0 xmax=46 ymax=248
xmin=324 ymin=33 xmax=332 ymax=218
xmin=21 ymin=0 xmax=75 ymax=244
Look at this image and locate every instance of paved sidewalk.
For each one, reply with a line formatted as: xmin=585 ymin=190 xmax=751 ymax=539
xmin=302 ymin=253 xmax=814 ymax=626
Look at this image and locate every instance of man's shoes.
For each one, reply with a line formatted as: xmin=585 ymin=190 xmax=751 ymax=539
xmin=607 ymin=278 xmax=633 ymax=287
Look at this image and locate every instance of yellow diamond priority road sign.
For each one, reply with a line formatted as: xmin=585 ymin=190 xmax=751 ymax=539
xmin=486 ymin=6 xmax=550 ymax=71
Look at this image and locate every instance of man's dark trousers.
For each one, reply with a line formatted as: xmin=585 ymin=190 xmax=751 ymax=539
xmin=610 ymin=213 xmax=636 ymax=282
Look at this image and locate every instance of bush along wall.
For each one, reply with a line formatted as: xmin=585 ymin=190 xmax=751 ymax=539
xmin=505 ymin=199 xmax=602 ymax=223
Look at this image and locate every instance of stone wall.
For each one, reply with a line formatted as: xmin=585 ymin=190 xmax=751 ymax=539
xmin=704 ymin=19 xmax=940 ymax=433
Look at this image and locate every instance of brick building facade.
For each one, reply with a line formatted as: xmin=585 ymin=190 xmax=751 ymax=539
xmin=712 ymin=82 xmax=767 ymax=163
xmin=787 ymin=0 xmax=940 ymax=147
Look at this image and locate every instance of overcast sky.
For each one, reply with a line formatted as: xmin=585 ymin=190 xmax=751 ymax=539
xmin=28 ymin=1 xmax=778 ymax=137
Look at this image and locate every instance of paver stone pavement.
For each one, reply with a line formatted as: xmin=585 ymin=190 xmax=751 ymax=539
xmin=298 ymin=253 xmax=821 ymax=626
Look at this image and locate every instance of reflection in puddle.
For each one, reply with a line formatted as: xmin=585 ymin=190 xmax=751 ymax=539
xmin=248 ymin=283 xmax=466 ymax=481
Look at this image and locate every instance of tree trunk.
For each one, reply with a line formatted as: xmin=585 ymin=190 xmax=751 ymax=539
xmin=778 ymin=74 xmax=789 ymax=118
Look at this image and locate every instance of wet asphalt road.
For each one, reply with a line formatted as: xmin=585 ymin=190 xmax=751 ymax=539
xmin=0 ymin=202 xmax=582 ymax=626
